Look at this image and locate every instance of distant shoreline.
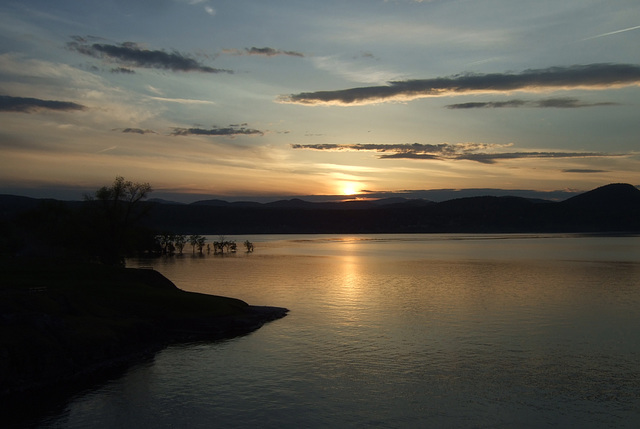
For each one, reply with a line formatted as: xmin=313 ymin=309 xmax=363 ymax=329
xmin=8 ymin=183 xmax=639 ymax=235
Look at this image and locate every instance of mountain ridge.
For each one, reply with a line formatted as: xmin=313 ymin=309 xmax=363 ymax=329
xmin=1 ymin=183 xmax=639 ymax=235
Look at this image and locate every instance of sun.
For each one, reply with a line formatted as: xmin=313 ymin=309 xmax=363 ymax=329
xmin=340 ymin=182 xmax=360 ymax=196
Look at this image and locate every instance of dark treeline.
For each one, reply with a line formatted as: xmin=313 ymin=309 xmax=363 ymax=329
xmin=0 ymin=177 xmax=155 ymax=264
xmin=1 ymin=183 xmax=639 ymax=261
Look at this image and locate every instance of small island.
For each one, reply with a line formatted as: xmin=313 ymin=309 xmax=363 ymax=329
xmin=0 ymin=259 xmax=288 ymax=398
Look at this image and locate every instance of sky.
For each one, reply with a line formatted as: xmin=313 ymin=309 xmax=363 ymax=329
xmin=1 ymin=0 xmax=639 ymax=203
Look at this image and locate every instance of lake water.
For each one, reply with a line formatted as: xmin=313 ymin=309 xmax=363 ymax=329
xmin=38 ymin=234 xmax=640 ymax=428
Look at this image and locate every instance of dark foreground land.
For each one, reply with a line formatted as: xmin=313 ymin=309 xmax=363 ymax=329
xmin=0 ymin=259 xmax=287 ymax=404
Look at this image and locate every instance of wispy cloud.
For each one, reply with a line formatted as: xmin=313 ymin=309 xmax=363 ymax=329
xmin=279 ymin=63 xmax=640 ymax=105
xmin=445 ymin=97 xmax=619 ymax=109
xmin=68 ymin=37 xmax=232 ymax=74
xmin=0 ymin=54 xmax=162 ymax=126
xmin=291 ymin=142 xmax=622 ymax=164
xmin=0 ymin=95 xmax=86 ymax=113
xmin=175 ymin=0 xmax=216 ymax=16
xmin=96 ymin=146 xmax=118 ymax=154
xmin=149 ymin=96 xmax=216 ymax=105
xmin=310 ymin=55 xmax=400 ymax=84
xmin=222 ymin=47 xmax=304 ymax=57
xmin=582 ymin=25 xmax=640 ymax=41
xmin=171 ymin=124 xmax=264 ymax=137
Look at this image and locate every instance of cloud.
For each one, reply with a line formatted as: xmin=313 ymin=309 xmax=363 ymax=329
xmin=222 ymin=47 xmax=304 ymax=57
xmin=291 ymin=142 xmax=622 ymax=164
xmin=562 ymin=169 xmax=608 ymax=173
xmin=446 ymin=100 xmax=527 ymax=109
xmin=0 ymin=95 xmax=86 ymax=113
xmin=535 ymin=98 xmax=618 ymax=108
xmin=279 ymin=63 xmax=640 ymax=105
xmin=310 ymin=55 xmax=400 ymax=84
xmin=175 ymin=0 xmax=216 ymax=15
xmin=149 ymin=96 xmax=216 ymax=105
xmin=582 ymin=25 xmax=640 ymax=41
xmin=68 ymin=37 xmax=232 ymax=73
xmin=117 ymin=128 xmax=156 ymax=134
xmin=445 ymin=97 xmax=619 ymax=109
xmin=452 ymin=152 xmax=613 ymax=165
xmin=96 ymin=146 xmax=118 ymax=154
xmin=111 ymin=67 xmax=136 ymax=74
xmin=171 ymin=125 xmax=264 ymax=137
xmin=292 ymin=142 xmax=501 ymax=155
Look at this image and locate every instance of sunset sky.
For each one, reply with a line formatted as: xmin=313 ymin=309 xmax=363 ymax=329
xmin=1 ymin=0 xmax=639 ymax=202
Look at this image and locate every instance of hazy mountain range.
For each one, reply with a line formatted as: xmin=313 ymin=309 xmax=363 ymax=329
xmin=3 ymin=183 xmax=638 ymax=235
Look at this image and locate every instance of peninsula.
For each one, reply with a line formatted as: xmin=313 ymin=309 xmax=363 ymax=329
xmin=0 ymin=259 xmax=288 ymax=398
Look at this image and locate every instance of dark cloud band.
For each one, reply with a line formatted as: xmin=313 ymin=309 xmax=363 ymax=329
xmin=119 ymin=128 xmax=156 ymax=134
xmin=223 ymin=47 xmax=304 ymax=57
xmin=0 ymin=95 xmax=86 ymax=113
xmin=68 ymin=38 xmax=232 ymax=74
xmin=292 ymin=142 xmax=620 ymax=164
xmin=446 ymin=97 xmax=618 ymax=109
xmin=171 ymin=126 xmax=264 ymax=137
xmin=280 ymin=63 xmax=640 ymax=105
xmin=562 ymin=169 xmax=608 ymax=173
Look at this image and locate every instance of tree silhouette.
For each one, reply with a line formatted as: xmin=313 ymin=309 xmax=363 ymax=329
xmin=85 ymin=176 xmax=152 ymax=265
xmin=174 ymin=234 xmax=186 ymax=254
xmin=196 ymin=235 xmax=206 ymax=254
xmin=156 ymin=232 xmax=175 ymax=254
xmin=189 ymin=234 xmax=201 ymax=254
xmin=213 ymin=235 xmax=237 ymax=254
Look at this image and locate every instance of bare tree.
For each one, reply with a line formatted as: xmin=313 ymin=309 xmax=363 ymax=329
xmin=156 ymin=232 xmax=175 ymax=255
xmin=85 ymin=176 xmax=152 ymax=265
xmin=214 ymin=235 xmax=226 ymax=254
xmin=189 ymin=234 xmax=200 ymax=254
xmin=174 ymin=234 xmax=186 ymax=254
xmin=196 ymin=236 xmax=206 ymax=254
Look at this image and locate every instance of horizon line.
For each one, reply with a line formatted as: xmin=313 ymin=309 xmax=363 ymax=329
xmin=5 ymin=184 xmax=637 ymax=204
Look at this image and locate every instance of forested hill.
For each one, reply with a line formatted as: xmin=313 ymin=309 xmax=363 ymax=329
xmin=2 ymin=183 xmax=639 ymax=235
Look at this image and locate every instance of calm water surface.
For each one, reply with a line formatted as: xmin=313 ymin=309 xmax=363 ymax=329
xmin=40 ymin=234 xmax=640 ymax=428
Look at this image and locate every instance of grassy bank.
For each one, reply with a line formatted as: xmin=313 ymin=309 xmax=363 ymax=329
xmin=0 ymin=258 xmax=287 ymax=397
